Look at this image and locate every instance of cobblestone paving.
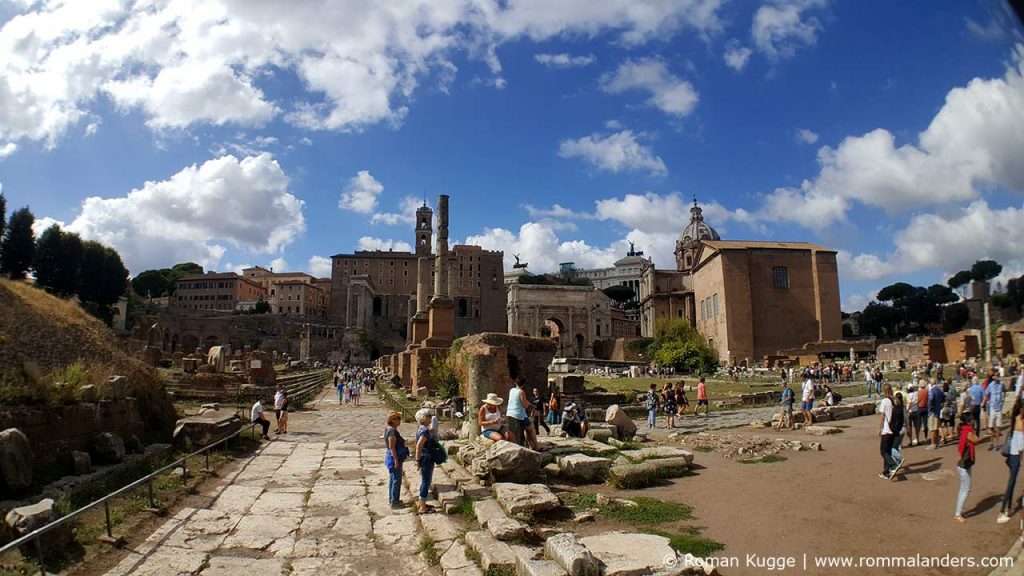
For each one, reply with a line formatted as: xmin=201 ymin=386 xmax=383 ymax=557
xmin=107 ymin=390 xmax=439 ymax=576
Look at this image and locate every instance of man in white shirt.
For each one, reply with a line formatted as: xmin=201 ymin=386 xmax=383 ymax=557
xmin=801 ymin=378 xmax=815 ymax=427
xmin=878 ymin=384 xmax=901 ymax=480
xmin=251 ymin=398 xmax=270 ymax=440
xmin=273 ymin=387 xmax=285 ymax=432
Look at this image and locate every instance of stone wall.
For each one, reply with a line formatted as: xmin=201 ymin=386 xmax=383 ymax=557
xmin=877 ymin=340 xmax=924 ymax=364
xmin=0 ymin=400 xmax=145 ymax=474
xmin=453 ymin=333 xmax=557 ymax=403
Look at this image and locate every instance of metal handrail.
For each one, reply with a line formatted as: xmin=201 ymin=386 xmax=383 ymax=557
xmin=0 ymin=429 xmax=243 ymax=573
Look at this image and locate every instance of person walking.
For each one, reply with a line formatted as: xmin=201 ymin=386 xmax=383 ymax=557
xmin=955 ymin=412 xmax=980 ymax=522
xmin=890 ymin=390 xmax=906 ymax=479
xmin=277 ymin=391 xmax=290 ymax=435
xmin=531 ymin=387 xmax=551 ymax=435
xmin=352 ymin=379 xmax=361 ymax=406
xmin=674 ymin=381 xmax=688 ymax=426
xmin=385 ymin=411 xmax=407 ymax=509
xmin=984 ymin=374 xmax=1006 ymax=450
xmin=546 ymin=388 xmax=562 ymax=426
xmin=878 ymin=384 xmax=901 ymax=480
xmin=997 ymin=396 xmax=1024 ymax=524
xmin=645 ymin=383 xmax=659 ymax=429
xmin=907 ymin=386 xmax=921 ymax=446
xmin=778 ymin=380 xmax=795 ymax=430
xmin=967 ymin=377 xmax=984 ymax=433
xmin=941 ymin=382 xmax=958 ymax=445
xmin=927 ymin=380 xmax=946 ymax=450
xmin=663 ymin=382 xmax=678 ymax=428
xmin=414 ymin=409 xmax=436 ymax=514
xmin=800 ymin=376 xmax=815 ymax=427
xmin=693 ymin=377 xmax=710 ymax=417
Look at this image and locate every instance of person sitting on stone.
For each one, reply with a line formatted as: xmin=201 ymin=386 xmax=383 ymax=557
xmin=561 ymin=402 xmax=589 ymax=438
xmin=250 ymin=397 xmax=271 ymax=440
xmin=478 ymin=393 xmax=510 ymax=442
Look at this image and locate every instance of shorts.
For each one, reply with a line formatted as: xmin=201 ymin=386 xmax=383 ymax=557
xmin=482 ymin=425 xmax=508 ymax=437
xmin=801 ymin=400 xmax=814 ymax=411
xmin=989 ymin=411 xmax=1003 ymax=428
xmin=518 ymin=417 xmax=533 ymax=430
xmin=697 ymin=399 xmax=709 ymax=407
xmin=928 ymin=415 xmax=939 ymax=430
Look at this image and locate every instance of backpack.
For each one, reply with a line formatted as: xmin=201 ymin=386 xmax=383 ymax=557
xmin=428 ymin=436 xmax=448 ymax=465
xmin=645 ymin=391 xmax=658 ymax=410
xmin=831 ymin=392 xmax=842 ymax=405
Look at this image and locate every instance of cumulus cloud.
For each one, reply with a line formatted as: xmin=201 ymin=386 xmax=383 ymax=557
xmin=599 ymin=58 xmax=698 ymax=118
xmin=308 ymin=255 xmax=332 ymax=278
xmin=837 ymin=201 xmax=1024 ymax=283
xmin=339 ymin=170 xmax=384 ymax=214
xmin=0 ymin=142 xmax=17 ymax=159
xmin=61 ymin=153 xmax=304 ymax=273
xmin=534 ymin=53 xmax=596 ymax=68
xmin=723 ymin=39 xmax=752 ymax=72
xmin=372 ymin=196 xmax=429 ymax=226
xmin=751 ymin=0 xmax=828 ymax=61
xmin=465 ymin=221 xmax=624 ymax=273
xmin=0 ymin=0 xmax=726 ymax=147
xmin=31 ymin=216 xmax=67 ymax=238
xmin=759 ymin=46 xmax=1024 ymax=228
xmin=356 ymin=237 xmax=413 ymax=252
xmin=795 ymin=127 xmax=818 ymax=144
xmin=842 ymin=292 xmax=873 ymax=313
xmin=558 ymin=130 xmax=667 ymax=176
xmin=523 ymin=203 xmax=593 ymax=220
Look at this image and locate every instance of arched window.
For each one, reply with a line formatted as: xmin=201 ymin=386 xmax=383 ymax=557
xmin=713 ymin=293 xmax=719 ymax=317
xmin=700 ymin=299 xmax=705 ymax=320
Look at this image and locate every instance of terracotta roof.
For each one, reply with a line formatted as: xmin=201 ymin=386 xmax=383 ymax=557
xmin=701 ymin=240 xmax=836 ymax=253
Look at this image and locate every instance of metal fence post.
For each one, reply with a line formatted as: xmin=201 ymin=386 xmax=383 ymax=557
xmin=34 ymin=535 xmax=45 ymax=574
xmin=104 ymin=500 xmax=112 ymax=538
xmin=148 ymin=478 xmax=156 ymax=508
xmin=182 ymin=457 xmax=188 ymax=488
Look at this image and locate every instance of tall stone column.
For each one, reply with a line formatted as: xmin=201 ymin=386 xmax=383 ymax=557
xmin=409 ymin=256 xmax=431 ymax=345
xmin=426 ymin=194 xmax=455 ymax=346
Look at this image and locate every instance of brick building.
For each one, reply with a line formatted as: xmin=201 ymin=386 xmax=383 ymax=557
xmin=242 ymin=267 xmax=329 ymax=318
xmin=638 ymin=199 xmax=842 ymax=365
xmin=170 ymin=272 xmax=265 ymax=315
xmin=329 ymin=202 xmax=506 ymax=351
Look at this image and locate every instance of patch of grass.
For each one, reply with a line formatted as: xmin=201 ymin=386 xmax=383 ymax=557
xmin=450 ymin=499 xmax=476 ymax=519
xmin=646 ymin=528 xmax=725 ymax=557
xmin=563 ymin=492 xmax=598 ymax=508
xmin=465 ymin=545 xmax=482 ymax=567
xmin=563 ymin=493 xmax=693 ymax=525
xmin=484 ymin=567 xmax=516 ymax=576
xmin=419 ymin=535 xmax=440 ymax=565
xmin=738 ymin=454 xmax=788 ymax=464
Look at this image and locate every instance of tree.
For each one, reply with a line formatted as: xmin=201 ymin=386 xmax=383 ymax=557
xmin=948 ymin=270 xmax=973 ymax=297
xmin=942 ymin=302 xmax=970 ymax=333
xmin=970 ymin=260 xmax=1002 ymax=283
xmin=645 ymin=319 xmax=718 ymax=373
xmin=33 ymin=224 xmax=63 ymax=292
xmin=254 ymin=300 xmax=271 ymax=314
xmin=78 ymin=241 xmax=128 ymax=322
xmin=858 ymin=302 xmax=899 ymax=338
xmin=602 ymin=285 xmax=636 ymax=305
xmin=131 ymin=269 xmax=173 ymax=298
xmin=926 ymin=284 xmax=958 ymax=306
xmin=0 ymin=207 xmax=35 ymax=280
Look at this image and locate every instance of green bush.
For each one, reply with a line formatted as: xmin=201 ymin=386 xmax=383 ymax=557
xmin=430 ymin=354 xmax=461 ymax=400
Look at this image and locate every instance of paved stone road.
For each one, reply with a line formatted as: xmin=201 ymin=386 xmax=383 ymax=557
xmin=107 ymin=390 xmax=439 ymax=576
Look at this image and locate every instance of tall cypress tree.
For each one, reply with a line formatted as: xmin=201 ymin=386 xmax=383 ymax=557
xmin=33 ymin=224 xmax=64 ymax=291
xmin=0 ymin=207 xmax=35 ymax=280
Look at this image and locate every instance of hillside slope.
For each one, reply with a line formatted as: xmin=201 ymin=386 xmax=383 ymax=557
xmin=0 ymin=279 xmax=176 ymax=439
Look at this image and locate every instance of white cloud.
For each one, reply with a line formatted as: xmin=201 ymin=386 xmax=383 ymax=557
xmin=723 ymin=39 xmax=752 ymax=72
xmin=308 ymin=255 xmax=332 ymax=278
xmin=837 ymin=201 xmax=1024 ymax=283
xmin=465 ymin=221 xmax=623 ymax=273
xmin=842 ymin=292 xmax=872 ymax=313
xmin=268 ymin=257 xmax=289 ymax=272
xmin=600 ymin=58 xmax=698 ymax=118
xmin=62 ymin=153 xmax=304 ymax=273
xmin=759 ymin=47 xmax=1024 ymax=228
xmin=965 ymin=17 xmax=1007 ymax=42
xmin=534 ymin=53 xmax=596 ymax=68
xmin=372 ymin=196 xmax=429 ymax=226
xmin=31 ymin=216 xmax=67 ymax=238
xmin=559 ymin=130 xmax=667 ymax=176
xmin=795 ymin=127 xmax=818 ymax=144
xmin=751 ymin=0 xmax=827 ymax=61
xmin=0 ymin=0 xmax=726 ymax=147
xmin=356 ymin=236 xmax=413 ymax=253
xmin=339 ymin=170 xmax=384 ymax=214
xmin=0 ymin=142 xmax=18 ymax=159
xmin=523 ymin=203 xmax=593 ymax=220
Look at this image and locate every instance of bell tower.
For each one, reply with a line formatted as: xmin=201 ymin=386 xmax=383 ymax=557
xmin=415 ymin=202 xmax=433 ymax=256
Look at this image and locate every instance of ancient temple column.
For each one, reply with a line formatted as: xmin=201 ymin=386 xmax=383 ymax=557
xmin=409 ymin=256 xmax=431 ymax=345
xmin=426 ymin=194 xmax=455 ymax=346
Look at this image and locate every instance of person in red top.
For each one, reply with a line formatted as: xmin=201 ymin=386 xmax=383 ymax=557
xmin=692 ymin=376 xmax=710 ymax=417
xmin=955 ymin=412 xmax=980 ymax=523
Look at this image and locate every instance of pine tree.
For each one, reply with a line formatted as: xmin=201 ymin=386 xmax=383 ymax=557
xmin=0 ymin=207 xmax=35 ymax=280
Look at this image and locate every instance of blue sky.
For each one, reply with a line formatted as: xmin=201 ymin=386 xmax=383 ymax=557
xmin=1 ymin=0 xmax=1023 ymax=312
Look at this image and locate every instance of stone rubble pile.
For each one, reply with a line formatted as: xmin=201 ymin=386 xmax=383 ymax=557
xmin=681 ymin=432 xmax=824 ymax=459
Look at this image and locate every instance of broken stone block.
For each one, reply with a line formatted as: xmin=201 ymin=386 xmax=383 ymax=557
xmin=803 ymin=425 xmax=842 ymax=436
xmin=0 ymin=428 xmax=33 ymax=491
xmin=579 ymin=532 xmax=675 ymax=576
xmin=469 ymin=440 xmax=545 ymax=482
xmin=585 ymin=428 xmax=613 ymax=443
xmin=544 ymin=532 xmax=599 ymax=576
xmin=78 ymin=384 xmax=98 ymax=402
xmin=92 ymin=431 xmax=125 ymax=464
xmin=605 ymin=405 xmax=637 ymax=440
xmin=71 ymin=450 xmax=92 ymax=475
xmin=516 ymin=552 xmax=568 ymax=576
xmin=809 ymin=442 xmax=823 ymax=451
xmin=607 ymin=457 xmax=690 ymax=489
xmin=557 ymin=454 xmax=611 ymax=484
xmin=620 ymin=446 xmax=694 ymax=465
xmin=465 ymin=530 xmax=517 ymax=572
xmin=4 ymin=499 xmax=73 ymax=555
xmin=495 ymin=482 xmax=560 ymax=518
xmin=488 ymin=517 xmax=528 ymax=541
xmin=106 ymin=375 xmax=128 ymax=399
xmin=474 ymin=498 xmax=508 ymax=528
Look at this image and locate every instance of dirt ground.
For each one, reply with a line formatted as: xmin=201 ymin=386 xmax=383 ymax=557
xmin=619 ymin=417 xmax=1022 ymax=576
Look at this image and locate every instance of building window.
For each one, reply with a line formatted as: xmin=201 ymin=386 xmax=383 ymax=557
xmin=772 ymin=266 xmax=790 ymax=289
xmin=713 ymin=293 xmax=719 ymax=317
xmin=677 ymin=308 xmax=683 ymax=318
xmin=700 ymin=299 xmax=705 ymax=321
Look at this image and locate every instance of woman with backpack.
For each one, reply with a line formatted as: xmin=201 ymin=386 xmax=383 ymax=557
xmin=414 ymin=408 xmax=442 ymax=514
xmin=955 ymin=412 xmax=980 ymax=523
xmin=996 ymin=396 xmax=1024 ymax=524
xmin=546 ymin=388 xmax=562 ymax=426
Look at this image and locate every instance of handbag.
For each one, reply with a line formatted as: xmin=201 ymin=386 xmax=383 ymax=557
xmin=958 ymin=446 xmax=975 ymax=469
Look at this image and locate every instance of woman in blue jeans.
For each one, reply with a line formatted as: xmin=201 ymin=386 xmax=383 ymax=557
xmin=414 ymin=408 xmax=435 ymax=514
xmin=384 ymin=411 xmax=407 ymax=509
xmin=955 ymin=412 xmax=980 ymax=523
xmin=997 ymin=397 xmax=1024 ymax=524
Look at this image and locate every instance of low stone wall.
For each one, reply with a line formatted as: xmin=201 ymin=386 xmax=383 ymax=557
xmin=0 ymin=400 xmax=145 ymax=474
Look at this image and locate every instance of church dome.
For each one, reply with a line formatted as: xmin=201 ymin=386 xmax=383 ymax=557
xmin=680 ymin=199 xmax=720 ymax=245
